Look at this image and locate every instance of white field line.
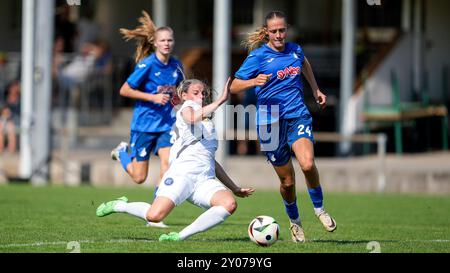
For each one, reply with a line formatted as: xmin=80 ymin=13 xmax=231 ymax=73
xmin=0 ymin=239 xmax=449 ymax=249
xmin=0 ymin=239 xmax=158 ymax=249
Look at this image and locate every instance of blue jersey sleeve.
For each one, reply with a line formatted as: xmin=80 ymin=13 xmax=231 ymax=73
xmin=175 ymin=61 xmax=185 ymax=85
xmin=295 ymin=44 xmax=305 ymax=64
xmin=127 ymin=61 xmax=152 ymax=90
xmin=235 ymin=53 xmax=261 ymax=80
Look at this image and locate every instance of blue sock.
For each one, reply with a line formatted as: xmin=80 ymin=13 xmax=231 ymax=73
xmin=283 ymin=199 xmax=300 ymax=221
xmin=119 ymin=150 xmax=132 ymax=172
xmin=308 ymin=186 xmax=324 ymax=209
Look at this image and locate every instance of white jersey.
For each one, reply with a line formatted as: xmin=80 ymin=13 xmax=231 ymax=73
xmin=168 ymin=100 xmax=218 ymax=182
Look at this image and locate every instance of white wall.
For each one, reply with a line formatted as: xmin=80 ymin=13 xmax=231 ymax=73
xmin=344 ymin=34 xmax=414 ymax=134
xmin=345 ymin=0 xmax=450 ymax=135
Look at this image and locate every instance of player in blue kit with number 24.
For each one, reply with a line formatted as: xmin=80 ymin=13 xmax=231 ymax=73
xmin=231 ymin=11 xmax=337 ymax=243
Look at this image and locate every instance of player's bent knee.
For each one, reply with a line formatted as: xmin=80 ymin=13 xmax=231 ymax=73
xmin=220 ymin=199 xmax=237 ymax=214
xmin=132 ymin=174 xmax=147 ymax=184
xmin=146 ymin=210 xmax=165 ymax=223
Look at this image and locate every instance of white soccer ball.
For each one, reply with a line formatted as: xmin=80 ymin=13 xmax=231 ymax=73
xmin=248 ymin=216 xmax=280 ymax=247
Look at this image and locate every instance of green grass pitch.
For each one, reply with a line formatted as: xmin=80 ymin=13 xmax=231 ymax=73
xmin=0 ymin=184 xmax=449 ymax=253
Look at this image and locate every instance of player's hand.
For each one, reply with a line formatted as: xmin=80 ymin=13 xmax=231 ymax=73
xmin=153 ymin=94 xmax=171 ymax=105
xmin=314 ymin=90 xmax=327 ymax=110
xmin=217 ymin=77 xmax=232 ymax=105
xmin=233 ymin=187 xmax=255 ymax=198
xmin=253 ymin=74 xmax=272 ymax=87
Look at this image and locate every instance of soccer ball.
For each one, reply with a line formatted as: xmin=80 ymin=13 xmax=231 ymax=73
xmin=248 ymin=216 xmax=280 ymax=247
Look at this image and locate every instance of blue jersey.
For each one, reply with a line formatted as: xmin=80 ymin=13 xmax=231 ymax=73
xmin=127 ymin=54 xmax=184 ymax=133
xmin=235 ymin=43 xmax=310 ymax=125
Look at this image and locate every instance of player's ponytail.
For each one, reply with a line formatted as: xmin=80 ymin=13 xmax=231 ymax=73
xmin=120 ymin=10 xmax=174 ymax=64
xmin=242 ymin=27 xmax=268 ymax=53
xmin=242 ymin=10 xmax=288 ymax=53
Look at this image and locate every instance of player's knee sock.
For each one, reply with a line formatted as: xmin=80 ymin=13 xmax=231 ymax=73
xmin=114 ymin=202 xmax=151 ymax=221
xmin=308 ymin=186 xmax=324 ymax=214
xmin=284 ymin=199 xmax=301 ymax=224
xmin=119 ymin=150 xmax=132 ymax=172
xmin=178 ymin=206 xmax=231 ymax=240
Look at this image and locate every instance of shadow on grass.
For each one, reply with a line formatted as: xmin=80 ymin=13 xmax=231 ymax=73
xmin=310 ymin=239 xmax=399 ymax=245
xmin=122 ymin=236 xmax=251 ymax=243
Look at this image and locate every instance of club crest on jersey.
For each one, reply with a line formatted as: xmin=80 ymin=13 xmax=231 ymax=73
xmin=164 ymin=178 xmax=174 ymax=186
xmin=277 ymin=66 xmax=301 ymax=80
xmin=139 ymin=148 xmax=147 ymax=158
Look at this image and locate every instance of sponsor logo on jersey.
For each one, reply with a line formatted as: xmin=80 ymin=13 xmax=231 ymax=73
xmin=138 ymin=64 xmax=147 ymax=69
xmin=277 ymin=66 xmax=301 ymax=80
xmin=267 ymin=58 xmax=275 ymax=63
xmin=157 ymin=85 xmax=176 ymax=95
xmin=172 ymin=70 xmax=178 ymax=78
xmin=155 ymin=72 xmax=161 ymax=77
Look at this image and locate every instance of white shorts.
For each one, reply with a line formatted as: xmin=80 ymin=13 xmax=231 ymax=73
xmin=156 ymin=174 xmax=227 ymax=210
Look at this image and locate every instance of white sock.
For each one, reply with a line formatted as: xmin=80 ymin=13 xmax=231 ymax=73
xmin=179 ymin=206 xmax=231 ymax=240
xmin=114 ymin=202 xmax=151 ymax=221
xmin=314 ymin=207 xmax=325 ymax=216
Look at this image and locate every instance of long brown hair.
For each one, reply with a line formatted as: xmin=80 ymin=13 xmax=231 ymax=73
xmin=120 ymin=11 xmax=174 ymax=63
xmin=242 ymin=11 xmax=287 ymax=52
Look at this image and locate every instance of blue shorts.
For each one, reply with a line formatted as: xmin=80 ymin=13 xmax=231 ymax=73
xmin=130 ymin=130 xmax=174 ymax=162
xmin=258 ymin=117 xmax=315 ymax=167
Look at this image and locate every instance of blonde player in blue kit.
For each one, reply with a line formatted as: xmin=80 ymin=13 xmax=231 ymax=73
xmin=230 ymin=11 xmax=336 ymax=243
xmin=97 ymin=78 xmax=255 ymax=241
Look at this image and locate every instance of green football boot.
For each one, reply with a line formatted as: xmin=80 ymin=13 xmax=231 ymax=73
xmin=159 ymin=232 xmax=181 ymax=242
xmin=96 ymin=196 xmax=128 ymax=217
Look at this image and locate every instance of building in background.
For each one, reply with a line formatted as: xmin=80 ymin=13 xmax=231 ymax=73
xmin=0 ymin=0 xmax=448 ymax=156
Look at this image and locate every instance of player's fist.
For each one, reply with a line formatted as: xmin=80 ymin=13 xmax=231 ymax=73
xmin=153 ymin=94 xmax=171 ymax=105
xmin=314 ymin=90 xmax=327 ymax=110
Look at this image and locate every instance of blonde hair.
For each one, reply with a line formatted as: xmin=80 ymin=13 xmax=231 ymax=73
xmin=120 ymin=11 xmax=174 ymax=63
xmin=176 ymin=79 xmax=214 ymax=106
xmin=242 ymin=11 xmax=287 ymax=52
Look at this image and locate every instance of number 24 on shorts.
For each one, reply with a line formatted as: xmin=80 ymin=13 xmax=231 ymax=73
xmin=297 ymin=125 xmax=312 ymax=137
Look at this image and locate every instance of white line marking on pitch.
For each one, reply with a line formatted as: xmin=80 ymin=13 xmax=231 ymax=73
xmin=0 ymin=239 xmax=449 ymax=249
xmin=0 ymin=239 xmax=158 ymax=249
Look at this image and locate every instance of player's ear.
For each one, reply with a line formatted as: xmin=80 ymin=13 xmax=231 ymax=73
xmin=181 ymin=91 xmax=188 ymax=101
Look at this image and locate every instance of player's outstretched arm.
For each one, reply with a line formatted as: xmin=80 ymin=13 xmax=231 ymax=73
xmin=301 ymin=57 xmax=327 ymax=110
xmin=182 ymin=78 xmax=232 ymax=124
xmin=215 ymin=160 xmax=255 ymax=198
